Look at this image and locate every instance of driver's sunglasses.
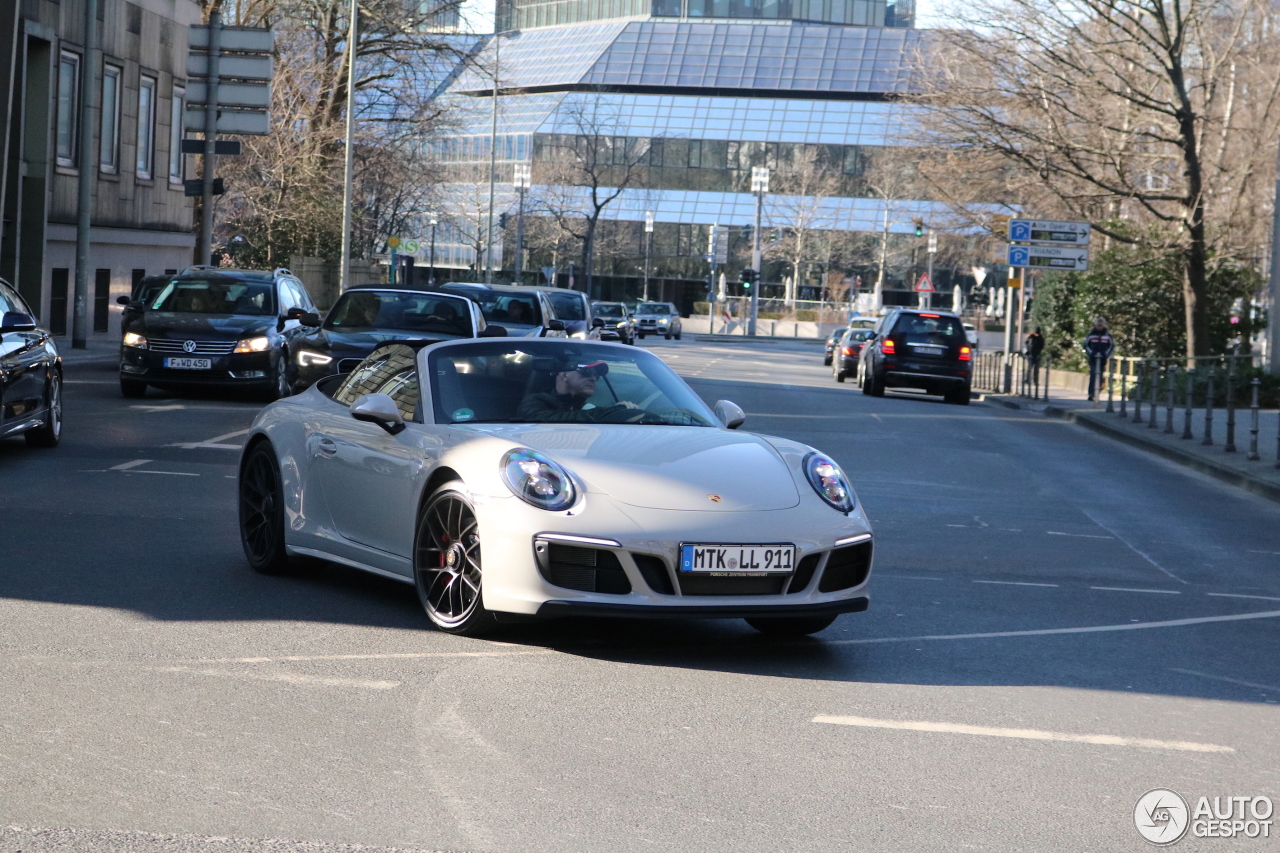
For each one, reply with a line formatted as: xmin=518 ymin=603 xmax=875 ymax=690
xmin=575 ymin=361 xmax=609 ymax=378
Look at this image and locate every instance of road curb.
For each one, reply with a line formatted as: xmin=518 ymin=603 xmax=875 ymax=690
xmin=983 ymin=394 xmax=1280 ymax=504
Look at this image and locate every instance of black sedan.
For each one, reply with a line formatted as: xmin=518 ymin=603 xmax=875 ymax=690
xmin=291 ymin=288 xmax=481 ymax=392
xmin=1 ymin=277 xmax=61 ymax=447
xmin=118 ymin=268 xmax=320 ymax=400
xmin=832 ymin=328 xmax=875 ymax=383
xmin=857 ymin=309 xmax=973 ymax=405
xmin=823 ymin=328 xmax=844 ymax=366
xmin=439 ymin=283 xmax=566 ymax=337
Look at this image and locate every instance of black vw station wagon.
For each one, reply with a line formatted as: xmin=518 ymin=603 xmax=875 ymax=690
xmin=858 ymin=308 xmax=973 ymax=405
xmin=118 ymin=267 xmax=320 ymax=400
xmin=1 ymin=277 xmax=62 ymax=447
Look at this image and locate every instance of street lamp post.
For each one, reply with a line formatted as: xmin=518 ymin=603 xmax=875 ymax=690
xmin=339 ymin=0 xmax=358 ymax=292
xmin=924 ymin=227 xmax=936 ymax=309
xmin=749 ymin=167 xmax=769 ymax=336
xmin=428 ymin=213 xmax=438 ymax=286
xmin=513 ymin=162 xmax=530 ymax=284
xmin=643 ymin=210 xmax=654 ymax=302
xmin=485 ymin=31 xmax=500 ymax=284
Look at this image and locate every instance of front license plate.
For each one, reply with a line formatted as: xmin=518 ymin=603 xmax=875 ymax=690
xmin=163 ymin=357 xmax=212 ymax=369
xmin=680 ymin=544 xmax=796 ymax=573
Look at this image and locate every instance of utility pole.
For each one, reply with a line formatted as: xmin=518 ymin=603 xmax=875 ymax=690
xmin=72 ymin=0 xmax=100 ymax=348
xmin=750 ymin=166 xmax=769 ymax=336
xmin=513 ymin=162 xmax=529 ymax=284
xmin=484 ymin=31 xmax=500 ymax=284
xmin=1268 ymin=141 xmax=1280 ymax=373
xmin=925 ymin=228 xmax=936 ymax=310
xmin=643 ymin=210 xmax=654 ymax=302
xmin=428 ymin=213 xmax=437 ymax=285
xmin=338 ymin=1 xmax=357 ymax=291
xmin=1003 ymin=267 xmax=1020 ymax=393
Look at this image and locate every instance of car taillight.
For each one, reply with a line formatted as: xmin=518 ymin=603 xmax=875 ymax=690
xmin=841 ymin=346 xmax=853 ymax=356
xmin=959 ymin=346 xmax=971 ymax=361
xmin=882 ymin=339 xmax=896 ymax=354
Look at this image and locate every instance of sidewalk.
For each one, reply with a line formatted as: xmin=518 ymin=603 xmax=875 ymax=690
xmin=51 ymin=336 xmax=120 ymax=367
xmin=985 ymin=384 xmax=1280 ymax=503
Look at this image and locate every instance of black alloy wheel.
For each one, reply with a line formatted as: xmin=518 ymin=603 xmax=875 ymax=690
xmin=414 ymin=481 xmax=495 ymax=636
xmin=745 ymin=615 xmax=838 ymax=637
xmin=120 ymin=377 xmax=147 ymax=398
xmin=239 ymin=441 xmax=293 ymax=574
xmin=25 ymin=372 xmax=62 ymax=448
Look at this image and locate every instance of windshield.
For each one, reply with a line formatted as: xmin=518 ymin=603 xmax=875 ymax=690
xmin=891 ymin=313 xmax=966 ymax=345
xmin=546 ymin=292 xmax=586 ymax=321
xmin=429 ymin=342 xmax=718 ymax=427
xmin=150 ymin=279 xmax=276 ymax=316
xmin=326 ymin=291 xmax=471 ymax=337
xmin=637 ymin=303 xmax=670 ymax=315
xmin=593 ymin=304 xmax=626 ymax=319
xmin=463 ymin=291 xmax=542 ymax=327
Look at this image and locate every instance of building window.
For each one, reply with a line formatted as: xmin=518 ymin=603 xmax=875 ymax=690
xmin=56 ymin=52 xmax=80 ymax=168
xmin=94 ymin=269 xmax=111 ymax=333
xmin=137 ymin=75 xmax=156 ymax=179
xmin=100 ymin=64 xmax=122 ymax=173
xmin=689 ymin=139 xmax=702 ymax=168
xmin=677 ymin=223 xmax=692 ymax=257
xmin=169 ymin=86 xmax=185 ymax=183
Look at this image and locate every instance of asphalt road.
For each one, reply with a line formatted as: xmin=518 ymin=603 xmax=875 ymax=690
xmin=2 ymin=338 xmax=1278 ymax=853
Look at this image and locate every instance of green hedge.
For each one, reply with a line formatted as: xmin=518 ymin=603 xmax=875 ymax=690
xmin=796 ymin=309 xmax=818 ymax=322
xmin=693 ymin=302 xmax=711 ymax=315
xmin=758 ymin=311 xmax=784 ymax=320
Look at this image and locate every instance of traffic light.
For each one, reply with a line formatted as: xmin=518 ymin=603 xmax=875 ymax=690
xmin=498 ymin=213 xmax=510 ymax=229
xmin=741 ymin=268 xmax=756 ymax=290
xmin=913 ymin=218 xmax=925 ymax=237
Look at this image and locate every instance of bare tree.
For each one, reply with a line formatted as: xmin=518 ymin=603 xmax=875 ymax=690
xmin=909 ymin=0 xmax=1280 ymax=357
xmin=765 ymin=147 xmax=842 ymax=305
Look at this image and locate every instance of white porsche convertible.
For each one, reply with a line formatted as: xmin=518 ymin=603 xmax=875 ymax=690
xmin=238 ymin=339 xmax=874 ymax=637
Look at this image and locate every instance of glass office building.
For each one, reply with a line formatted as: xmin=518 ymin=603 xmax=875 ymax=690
xmin=428 ymin=0 xmax=944 ymax=305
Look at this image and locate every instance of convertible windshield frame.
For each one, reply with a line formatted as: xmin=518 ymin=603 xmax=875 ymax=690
xmin=422 ymin=340 xmax=719 ymax=428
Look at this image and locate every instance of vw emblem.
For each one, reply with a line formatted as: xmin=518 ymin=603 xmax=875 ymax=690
xmin=182 ymin=340 xmax=197 ymax=353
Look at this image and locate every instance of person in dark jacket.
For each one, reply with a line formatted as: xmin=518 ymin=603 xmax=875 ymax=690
xmin=1082 ymin=318 xmax=1114 ymax=401
xmin=516 ymin=360 xmax=646 ymax=423
xmin=1024 ymin=327 xmax=1045 ymax=365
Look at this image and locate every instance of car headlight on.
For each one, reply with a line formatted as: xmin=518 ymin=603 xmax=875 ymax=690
xmin=234 ymin=336 xmax=271 ymax=353
xmin=657 ymin=317 xmax=669 ymax=325
xmin=298 ymin=349 xmax=333 ymax=366
xmin=501 ymin=448 xmax=577 ymax=512
xmin=570 ymin=331 xmax=589 ymax=340
xmin=803 ymin=452 xmax=855 ymax=513
xmin=122 ymin=332 xmax=148 ymax=349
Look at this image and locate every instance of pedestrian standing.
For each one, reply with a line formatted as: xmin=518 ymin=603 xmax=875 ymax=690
xmin=1082 ymin=317 xmax=1114 ymax=401
xmin=1024 ymin=326 xmax=1046 ymax=392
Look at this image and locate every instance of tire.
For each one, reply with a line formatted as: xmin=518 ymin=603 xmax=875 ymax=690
xmin=947 ymin=387 xmax=972 ymax=406
xmin=674 ymin=331 xmax=682 ymax=340
xmin=868 ymin=369 xmax=885 ymax=397
xmin=664 ymin=332 xmax=672 ymax=340
xmin=638 ymin=332 xmax=646 ymax=339
xmin=745 ymin=615 xmax=838 ymax=637
xmin=239 ymin=441 xmax=294 ymax=574
xmin=414 ymin=480 xmax=496 ymax=636
xmin=835 ymin=367 xmax=846 ymax=383
xmin=264 ymin=351 xmax=292 ymax=402
xmin=823 ymin=355 xmax=833 ymax=366
xmin=120 ymin=377 xmax=147 ymax=398
xmin=25 ymin=372 xmax=62 ymax=448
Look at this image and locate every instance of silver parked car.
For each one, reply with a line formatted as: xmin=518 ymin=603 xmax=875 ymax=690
xmin=633 ymin=302 xmax=682 ymax=340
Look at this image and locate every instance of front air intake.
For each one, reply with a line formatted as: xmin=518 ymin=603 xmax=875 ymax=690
xmin=536 ymin=542 xmax=631 ymax=595
xmin=817 ymin=541 xmax=873 ymax=592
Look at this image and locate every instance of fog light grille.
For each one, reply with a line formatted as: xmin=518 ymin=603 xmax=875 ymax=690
xmin=538 ymin=543 xmax=631 ymax=595
xmin=817 ymin=541 xmax=873 ymax=592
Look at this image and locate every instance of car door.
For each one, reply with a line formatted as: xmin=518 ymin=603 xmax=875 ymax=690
xmin=312 ymin=345 xmax=423 ymax=560
xmin=0 ymin=284 xmax=45 ymax=432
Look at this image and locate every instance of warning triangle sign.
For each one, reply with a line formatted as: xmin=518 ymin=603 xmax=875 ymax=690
xmin=914 ymin=272 xmax=935 ymax=293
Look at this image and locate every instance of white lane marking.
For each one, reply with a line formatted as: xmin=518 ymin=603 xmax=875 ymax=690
xmin=973 ymin=580 xmax=1059 ymax=588
xmin=1090 ymin=586 xmax=1181 ymax=595
xmin=128 ymin=470 xmax=200 ymax=477
xmin=873 ymin=574 xmax=949 ymax=581
xmin=62 ymin=379 xmax=119 ymax=384
xmin=811 ymin=715 xmax=1233 ymax=753
xmin=130 ymin=404 xmax=185 ymax=412
xmin=1047 ymin=531 xmax=1113 ymax=539
xmin=945 ymin=524 xmax=967 ymax=528
xmin=153 ymin=665 xmax=399 ymax=690
xmin=823 ymin=608 xmax=1280 ymax=646
xmin=1169 ymin=668 xmax=1280 ymax=694
xmin=1080 ymin=508 xmax=1187 ymax=584
xmin=1247 ymin=549 xmax=1280 ymax=556
xmin=110 ymin=459 xmax=151 ymax=471
xmin=170 ymin=428 xmax=251 ymax=450
xmin=193 ymin=650 xmax=556 ymax=664
xmin=1207 ymin=592 xmax=1280 ymax=602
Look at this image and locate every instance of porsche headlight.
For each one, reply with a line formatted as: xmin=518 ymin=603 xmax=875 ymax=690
xmin=804 ymin=452 xmax=854 ymax=513
xmin=122 ymin=332 xmax=148 ymax=349
xmin=501 ymin=448 xmax=577 ymax=512
xmin=234 ymin=336 xmax=271 ymax=353
xmin=298 ymin=349 xmax=333 ymax=366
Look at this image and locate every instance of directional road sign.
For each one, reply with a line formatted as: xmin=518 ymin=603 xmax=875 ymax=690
xmin=187 ymin=81 xmax=270 ymax=109
xmin=1007 ymin=244 xmax=1090 ymax=271
xmin=1008 ymin=219 xmax=1091 ymax=246
xmin=189 ymin=25 xmax=275 ymax=53
xmin=186 ymin=53 xmax=273 ymax=81
xmin=914 ymin=272 xmax=935 ymax=293
xmin=184 ymin=108 xmax=269 ymax=135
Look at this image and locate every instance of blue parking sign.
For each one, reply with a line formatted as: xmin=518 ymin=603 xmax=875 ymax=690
xmin=1008 ymin=246 xmax=1030 ymax=266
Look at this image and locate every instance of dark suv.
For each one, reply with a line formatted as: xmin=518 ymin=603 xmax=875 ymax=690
xmin=857 ymin=309 xmax=972 ymax=405
xmin=118 ymin=267 xmax=320 ymax=400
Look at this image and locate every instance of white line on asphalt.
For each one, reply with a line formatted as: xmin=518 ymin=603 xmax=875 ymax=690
xmin=973 ymin=580 xmax=1059 ymax=587
xmin=128 ymin=470 xmax=200 ymax=476
xmin=109 ymin=459 xmax=151 ymax=471
xmin=1090 ymin=586 xmax=1181 ymax=595
xmin=822 ymin=608 xmax=1280 ymax=646
xmin=1247 ymin=549 xmax=1280 ymax=556
xmin=1207 ymin=592 xmax=1280 ymax=602
xmin=811 ymin=715 xmax=1233 ymax=753
xmin=153 ymin=665 xmax=399 ymax=690
xmin=1080 ymin=508 xmax=1187 ymax=584
xmin=873 ymin=574 xmax=949 ymax=581
xmin=1168 ymin=667 xmax=1280 ymax=694
xmin=130 ymin=404 xmax=185 ymax=412
xmin=1047 ymin=531 xmax=1114 ymax=539
xmin=945 ymin=524 xmax=967 ymax=527
xmin=170 ymin=428 xmax=251 ymax=450
xmin=193 ymin=650 xmax=557 ymax=664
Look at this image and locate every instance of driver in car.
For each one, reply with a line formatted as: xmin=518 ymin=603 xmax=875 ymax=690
xmin=516 ymin=361 xmax=647 ymax=423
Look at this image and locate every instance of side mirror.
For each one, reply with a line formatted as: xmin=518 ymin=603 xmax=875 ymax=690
xmin=0 ymin=312 xmax=37 ymax=333
xmin=591 ymin=317 xmax=606 ymax=328
xmin=298 ymin=311 xmax=321 ymax=327
xmin=714 ymin=399 xmax=746 ymax=430
xmin=478 ymin=324 xmax=508 ymax=337
xmin=350 ymin=392 xmax=406 ymax=435
xmin=116 ymin=295 xmax=132 ymax=306
xmin=547 ymin=319 xmax=566 ymax=332
xmin=285 ymin=307 xmax=307 ymax=320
